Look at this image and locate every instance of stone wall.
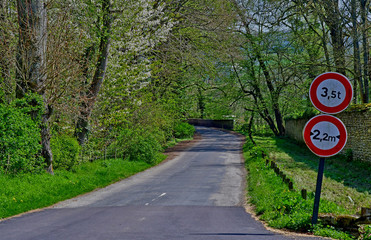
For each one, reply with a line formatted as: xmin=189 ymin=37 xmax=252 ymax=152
xmin=188 ymin=119 xmax=234 ymax=130
xmin=285 ymin=118 xmax=310 ymax=143
xmin=285 ymin=110 xmax=371 ymax=162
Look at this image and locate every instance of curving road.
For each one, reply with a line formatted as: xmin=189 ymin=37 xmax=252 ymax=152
xmin=0 ymin=127 xmax=322 ymax=240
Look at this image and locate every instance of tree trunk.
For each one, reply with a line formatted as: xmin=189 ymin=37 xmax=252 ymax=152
xmin=41 ymin=96 xmax=53 ymax=174
xmin=16 ymin=0 xmax=53 ymax=174
xmin=251 ymin=88 xmax=280 ymax=136
xmin=75 ymin=0 xmax=111 ymax=146
xmin=0 ymin=0 xmax=11 ymax=101
xmin=351 ymin=0 xmax=364 ymax=103
xmin=361 ymin=0 xmax=369 ymax=103
xmin=0 ymin=0 xmax=6 ymax=50
xmin=75 ymin=45 xmax=95 ymax=145
xmin=321 ymin=0 xmax=346 ymax=75
xmin=320 ymin=20 xmax=332 ymax=72
xmin=246 ymin=110 xmax=256 ymax=146
xmin=256 ymin=55 xmax=285 ymax=136
xmin=197 ymin=86 xmax=205 ymax=119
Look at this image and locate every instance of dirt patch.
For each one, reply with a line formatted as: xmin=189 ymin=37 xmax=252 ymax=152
xmin=163 ymin=133 xmax=202 ymax=162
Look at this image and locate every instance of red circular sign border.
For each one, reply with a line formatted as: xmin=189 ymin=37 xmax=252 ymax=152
xmin=303 ymin=115 xmax=347 ymax=157
xmin=309 ymin=72 xmax=353 ymax=114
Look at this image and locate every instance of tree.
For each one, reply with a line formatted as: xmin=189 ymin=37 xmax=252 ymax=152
xmin=294 ymin=0 xmax=370 ymax=103
xmin=0 ymin=1 xmax=19 ymax=104
xmin=75 ymin=0 xmax=112 ymax=146
xmin=231 ymin=0 xmax=291 ymax=136
xmin=319 ymin=0 xmax=346 ymax=75
xmin=360 ymin=0 xmax=370 ymax=102
xmin=16 ymin=0 xmax=53 ymax=174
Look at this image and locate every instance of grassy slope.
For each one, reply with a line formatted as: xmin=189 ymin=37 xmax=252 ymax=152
xmin=261 ymin=136 xmax=370 ymax=213
xmin=243 ymin=136 xmax=371 ymax=239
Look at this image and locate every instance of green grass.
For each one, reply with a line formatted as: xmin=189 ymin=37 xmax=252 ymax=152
xmin=312 ymin=224 xmax=355 ymax=240
xmin=0 ymin=134 xmax=195 ymax=220
xmin=262 ymin=136 xmax=370 ymax=213
xmin=162 ymin=137 xmax=193 ymax=149
xmin=243 ymin=137 xmax=371 ymax=239
xmin=0 ymin=156 xmax=165 ymax=219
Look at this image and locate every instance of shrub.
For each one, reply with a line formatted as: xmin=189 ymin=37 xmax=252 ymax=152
xmin=359 ymin=225 xmax=371 ymax=240
xmin=114 ymin=128 xmax=162 ymax=165
xmin=51 ymin=135 xmax=81 ymax=170
xmin=12 ymin=92 xmax=44 ymax=122
xmin=0 ymin=104 xmax=44 ymax=174
xmin=173 ymin=122 xmax=195 ymax=139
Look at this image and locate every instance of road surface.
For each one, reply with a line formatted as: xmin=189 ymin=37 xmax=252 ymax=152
xmin=0 ymin=127 xmax=323 ymax=240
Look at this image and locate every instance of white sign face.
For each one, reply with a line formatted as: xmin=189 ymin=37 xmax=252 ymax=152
xmin=310 ymin=121 xmax=340 ymax=150
xmin=303 ymin=115 xmax=347 ymax=157
xmin=309 ymin=72 xmax=353 ymax=114
xmin=316 ymin=79 xmax=346 ymax=108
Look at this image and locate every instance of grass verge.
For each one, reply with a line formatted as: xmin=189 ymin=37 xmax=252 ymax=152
xmin=243 ymin=137 xmax=371 ymax=240
xmin=0 ymin=133 xmax=197 ymax=220
xmin=0 ymin=152 xmax=168 ymax=220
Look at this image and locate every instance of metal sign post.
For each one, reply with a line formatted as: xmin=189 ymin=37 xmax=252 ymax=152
xmin=312 ymin=157 xmax=325 ymax=225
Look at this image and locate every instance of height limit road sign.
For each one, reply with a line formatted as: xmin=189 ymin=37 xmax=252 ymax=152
xmin=303 ymin=114 xmax=347 ymax=157
xmin=309 ymin=72 xmax=353 ymax=114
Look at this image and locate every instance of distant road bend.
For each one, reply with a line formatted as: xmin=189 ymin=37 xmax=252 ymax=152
xmin=0 ymin=127 xmax=323 ymax=240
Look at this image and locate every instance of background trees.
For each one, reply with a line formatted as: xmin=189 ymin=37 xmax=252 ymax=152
xmin=0 ymin=0 xmax=370 ymax=173
xmin=203 ymin=0 xmax=370 ymax=136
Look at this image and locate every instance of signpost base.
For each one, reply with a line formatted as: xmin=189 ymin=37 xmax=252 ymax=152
xmin=312 ymin=157 xmax=325 ymax=225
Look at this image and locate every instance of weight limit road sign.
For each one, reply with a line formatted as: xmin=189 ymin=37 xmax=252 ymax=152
xmin=303 ymin=114 xmax=347 ymax=157
xmin=309 ymin=72 xmax=353 ymax=114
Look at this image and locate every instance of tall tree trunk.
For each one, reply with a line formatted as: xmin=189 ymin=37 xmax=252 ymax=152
xmin=75 ymin=0 xmax=111 ymax=145
xmin=361 ymin=0 xmax=369 ymax=103
xmin=197 ymin=86 xmax=205 ymax=119
xmin=351 ymin=0 xmax=364 ymax=103
xmin=16 ymin=0 xmax=53 ymax=174
xmin=245 ymin=109 xmax=256 ymax=146
xmin=320 ymin=20 xmax=332 ymax=72
xmin=256 ymin=55 xmax=285 ymax=136
xmin=0 ymin=0 xmax=12 ymax=102
xmin=321 ymin=0 xmax=346 ymax=75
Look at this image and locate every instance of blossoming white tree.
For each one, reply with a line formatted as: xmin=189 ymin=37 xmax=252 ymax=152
xmin=99 ymin=0 xmax=176 ymax=126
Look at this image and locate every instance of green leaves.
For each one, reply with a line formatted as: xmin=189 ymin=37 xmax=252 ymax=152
xmin=0 ymin=101 xmax=44 ymax=174
xmin=51 ymin=135 xmax=81 ymax=170
xmin=115 ymin=127 xmax=162 ymax=164
xmin=173 ymin=122 xmax=195 ymax=139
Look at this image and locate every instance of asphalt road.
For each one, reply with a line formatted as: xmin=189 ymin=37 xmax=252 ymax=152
xmin=0 ymin=127 xmax=323 ymax=240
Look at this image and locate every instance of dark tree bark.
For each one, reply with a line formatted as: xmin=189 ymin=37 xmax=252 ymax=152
xmin=197 ymin=86 xmax=205 ymax=119
xmin=256 ymin=54 xmax=285 ymax=136
xmin=321 ymin=0 xmax=346 ymax=75
xmin=231 ymin=55 xmax=280 ymax=136
xmin=75 ymin=0 xmax=112 ymax=145
xmin=361 ymin=0 xmax=369 ymax=103
xmin=351 ymin=0 xmax=363 ymax=103
xmin=16 ymin=0 xmax=54 ymax=174
xmin=244 ymin=109 xmax=256 ymax=146
xmin=0 ymin=0 xmax=12 ymax=101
